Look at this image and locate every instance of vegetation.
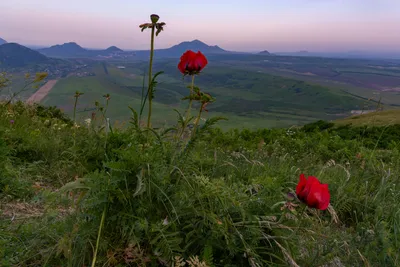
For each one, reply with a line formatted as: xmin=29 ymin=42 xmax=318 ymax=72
xmin=1 ymin=14 xmax=400 ymax=267
xmin=335 ymin=109 xmax=400 ymax=126
xmin=1 ymin=100 xmax=399 ymax=266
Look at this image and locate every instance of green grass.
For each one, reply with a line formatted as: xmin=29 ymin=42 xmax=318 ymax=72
xmin=1 ymin=102 xmax=399 ymax=266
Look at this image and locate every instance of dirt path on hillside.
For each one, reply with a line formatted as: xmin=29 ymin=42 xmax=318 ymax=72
xmin=26 ymin=79 xmax=58 ymax=104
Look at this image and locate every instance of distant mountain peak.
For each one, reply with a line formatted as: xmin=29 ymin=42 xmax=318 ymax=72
xmin=190 ymin=39 xmax=205 ymax=44
xmin=38 ymin=42 xmax=87 ymax=57
xmin=259 ymin=50 xmax=271 ymax=55
xmin=105 ymin=46 xmax=123 ymax=52
xmin=0 ymin=38 xmax=7 ymax=45
xmin=169 ymin=39 xmax=227 ymax=54
xmin=58 ymin=42 xmax=83 ymax=48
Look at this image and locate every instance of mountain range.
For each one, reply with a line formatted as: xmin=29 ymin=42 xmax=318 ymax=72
xmin=36 ymin=39 xmax=229 ymax=59
xmin=0 ymin=38 xmax=7 ymax=45
xmin=38 ymin=42 xmax=125 ymax=58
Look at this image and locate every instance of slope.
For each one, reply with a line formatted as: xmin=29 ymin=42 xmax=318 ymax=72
xmin=0 ymin=43 xmax=49 ymax=67
xmin=335 ymin=109 xmax=400 ymax=126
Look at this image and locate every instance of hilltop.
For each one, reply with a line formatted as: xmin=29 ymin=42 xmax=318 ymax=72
xmin=38 ymin=42 xmax=88 ymax=58
xmin=0 ymin=43 xmax=49 ymax=67
xmin=104 ymin=46 xmax=123 ymax=53
xmin=166 ymin=39 xmax=226 ymax=54
xmin=0 ymin=38 xmax=7 ymax=45
xmin=258 ymin=50 xmax=271 ymax=55
xmin=147 ymin=39 xmax=228 ymax=58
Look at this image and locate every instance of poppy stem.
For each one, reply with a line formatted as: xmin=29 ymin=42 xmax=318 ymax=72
xmin=180 ymin=75 xmax=195 ymax=138
xmin=186 ymin=75 xmax=195 ymax=119
xmin=146 ymin=24 xmax=156 ymax=129
xmin=192 ymin=103 xmax=204 ymax=139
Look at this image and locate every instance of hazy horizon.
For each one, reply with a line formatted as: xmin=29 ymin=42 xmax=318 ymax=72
xmin=1 ymin=0 xmax=399 ymax=53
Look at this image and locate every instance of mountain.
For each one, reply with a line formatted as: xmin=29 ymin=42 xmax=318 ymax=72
xmin=0 ymin=43 xmax=49 ymax=67
xmin=133 ymin=39 xmax=229 ymax=59
xmin=258 ymin=50 xmax=271 ymax=55
xmin=105 ymin=46 xmax=123 ymax=53
xmin=167 ymin=39 xmax=226 ymax=54
xmin=38 ymin=43 xmax=125 ymax=58
xmin=38 ymin=42 xmax=88 ymax=58
xmin=0 ymin=38 xmax=7 ymax=45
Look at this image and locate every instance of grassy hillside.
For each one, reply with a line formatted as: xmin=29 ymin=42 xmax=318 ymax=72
xmin=0 ymin=102 xmax=399 ymax=266
xmin=335 ymin=109 xmax=400 ymax=126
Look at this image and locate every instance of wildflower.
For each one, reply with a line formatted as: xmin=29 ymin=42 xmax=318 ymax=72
xmin=296 ymin=174 xmax=330 ymax=210
xmin=162 ymin=216 xmax=169 ymax=225
xmin=178 ymin=50 xmax=208 ymax=76
xmin=139 ymin=14 xmax=166 ymax=36
xmin=84 ymin=118 xmax=92 ymax=126
xmin=74 ymin=91 xmax=84 ymax=98
xmin=10 ymin=119 xmax=14 ymax=125
xmin=33 ymin=72 xmax=48 ymax=82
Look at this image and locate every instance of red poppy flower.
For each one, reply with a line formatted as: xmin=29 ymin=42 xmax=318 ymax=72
xmin=178 ymin=50 xmax=208 ymax=75
xmin=296 ymin=174 xmax=330 ymax=210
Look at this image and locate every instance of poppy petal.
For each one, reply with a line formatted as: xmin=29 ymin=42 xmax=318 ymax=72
xmin=316 ymin=184 xmax=330 ymax=210
xmin=296 ymin=174 xmax=307 ymax=194
xmin=306 ymin=180 xmax=330 ymax=210
xmin=299 ymin=176 xmax=318 ymax=201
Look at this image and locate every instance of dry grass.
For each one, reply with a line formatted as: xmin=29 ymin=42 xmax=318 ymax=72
xmin=0 ymin=201 xmax=73 ymax=221
xmin=335 ymin=109 xmax=400 ymax=126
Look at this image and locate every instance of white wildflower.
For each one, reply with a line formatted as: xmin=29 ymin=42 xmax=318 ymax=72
xmin=84 ymin=118 xmax=91 ymax=126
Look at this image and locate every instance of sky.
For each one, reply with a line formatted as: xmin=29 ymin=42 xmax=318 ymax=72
xmin=0 ymin=0 xmax=399 ymax=52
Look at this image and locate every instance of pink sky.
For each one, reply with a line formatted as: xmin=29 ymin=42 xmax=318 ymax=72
xmin=0 ymin=0 xmax=399 ymax=52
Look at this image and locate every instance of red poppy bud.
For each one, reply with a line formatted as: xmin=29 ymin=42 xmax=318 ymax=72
xmin=296 ymin=174 xmax=330 ymax=210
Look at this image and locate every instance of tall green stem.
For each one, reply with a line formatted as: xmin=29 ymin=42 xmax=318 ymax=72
xmin=185 ymin=75 xmax=196 ymax=121
xmin=73 ymin=95 xmax=79 ymax=147
xmin=147 ymin=25 xmax=155 ymax=129
xmin=91 ymin=205 xmax=107 ymax=267
xmin=73 ymin=97 xmax=78 ymax=123
xmin=192 ymin=103 xmax=204 ymax=139
xmin=179 ymin=75 xmax=196 ymax=139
